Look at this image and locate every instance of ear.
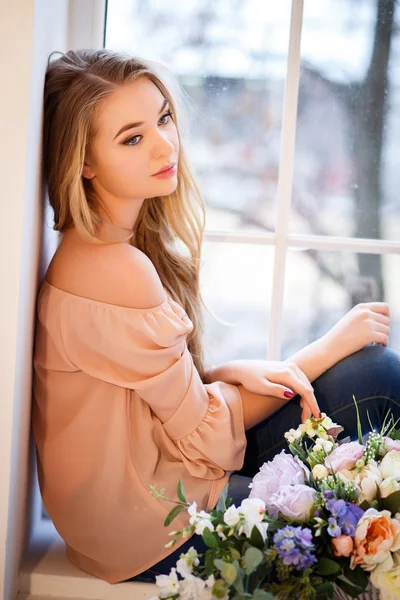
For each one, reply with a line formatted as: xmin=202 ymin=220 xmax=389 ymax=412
xmin=81 ymin=160 xmax=95 ymax=180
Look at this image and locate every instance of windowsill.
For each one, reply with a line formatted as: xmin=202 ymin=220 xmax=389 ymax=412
xmin=19 ymin=519 xmax=158 ymax=599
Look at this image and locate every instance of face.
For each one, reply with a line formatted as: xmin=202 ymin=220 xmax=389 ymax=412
xmin=82 ymin=77 xmax=179 ymax=220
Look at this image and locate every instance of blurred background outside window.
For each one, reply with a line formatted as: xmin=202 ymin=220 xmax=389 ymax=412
xmin=104 ymin=0 xmax=400 ymax=366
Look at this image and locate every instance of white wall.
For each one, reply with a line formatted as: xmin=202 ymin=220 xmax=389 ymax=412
xmin=0 ymin=1 xmax=107 ymax=598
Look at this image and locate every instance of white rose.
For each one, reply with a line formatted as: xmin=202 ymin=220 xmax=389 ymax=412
xmin=380 ymin=477 xmax=400 ymax=499
xmin=239 ymin=498 xmax=266 ymax=523
xmin=380 ymin=451 xmax=400 ymax=480
xmin=223 ymin=505 xmax=240 ymax=527
xmin=355 ymin=461 xmax=383 ymax=503
xmin=312 ymin=464 xmax=329 ymax=480
xmin=370 ymin=551 xmax=400 ymax=600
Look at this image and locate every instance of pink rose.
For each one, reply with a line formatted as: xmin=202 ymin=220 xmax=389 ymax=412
xmin=325 ymin=441 xmax=365 ymax=474
xmin=268 ymin=484 xmax=317 ymax=521
xmin=332 ymin=535 xmax=354 ymax=557
xmin=249 ymin=451 xmax=310 ymax=516
xmin=384 ymin=437 xmax=400 ymax=452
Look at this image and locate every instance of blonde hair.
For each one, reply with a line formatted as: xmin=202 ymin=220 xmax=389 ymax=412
xmin=43 ymin=48 xmax=217 ymax=381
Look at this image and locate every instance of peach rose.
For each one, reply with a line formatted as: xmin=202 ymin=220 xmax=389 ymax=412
xmin=350 ymin=509 xmax=400 ymax=571
xmin=332 ymin=535 xmax=354 ymax=558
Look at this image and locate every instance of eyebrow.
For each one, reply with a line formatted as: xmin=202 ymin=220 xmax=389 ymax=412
xmin=113 ymin=98 xmax=169 ymax=140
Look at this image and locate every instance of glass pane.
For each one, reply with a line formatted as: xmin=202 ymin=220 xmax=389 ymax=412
xmin=281 ymin=249 xmax=400 ymax=358
xmin=105 ymin=1 xmax=292 ymax=233
xmin=291 ymin=0 xmax=400 ymax=240
xmin=200 ymin=242 xmax=273 ymax=364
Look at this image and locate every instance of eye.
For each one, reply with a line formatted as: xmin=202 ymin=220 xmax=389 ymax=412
xmin=123 ymin=134 xmax=142 ymax=147
xmin=123 ymin=112 xmax=174 ymax=147
xmin=159 ymin=111 xmax=173 ymax=125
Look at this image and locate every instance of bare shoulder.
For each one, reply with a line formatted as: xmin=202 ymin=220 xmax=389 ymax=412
xmin=46 ymin=236 xmax=166 ymax=309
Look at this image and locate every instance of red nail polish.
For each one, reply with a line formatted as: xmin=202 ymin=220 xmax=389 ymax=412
xmin=284 ymin=391 xmax=294 ymax=399
xmin=318 ymin=412 xmax=322 ymax=418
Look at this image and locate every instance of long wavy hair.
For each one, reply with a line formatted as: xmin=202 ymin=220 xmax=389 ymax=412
xmin=42 ymin=48 xmax=218 ymax=382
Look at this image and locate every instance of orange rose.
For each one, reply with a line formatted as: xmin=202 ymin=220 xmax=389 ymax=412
xmin=350 ymin=509 xmax=400 ymax=571
xmin=332 ymin=535 xmax=354 ymax=557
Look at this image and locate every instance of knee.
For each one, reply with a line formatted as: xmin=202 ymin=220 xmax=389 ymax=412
xmin=335 ymin=344 xmax=400 ymax=393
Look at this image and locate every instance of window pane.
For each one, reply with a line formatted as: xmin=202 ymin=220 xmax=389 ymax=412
xmin=200 ymin=242 xmax=273 ymax=364
xmin=105 ymin=0 xmax=291 ymax=233
xmin=281 ymin=249 xmax=400 ymax=358
xmin=291 ymin=0 xmax=400 ymax=240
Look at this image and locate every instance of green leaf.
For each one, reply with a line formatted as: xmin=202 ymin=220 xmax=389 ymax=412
xmin=202 ymin=527 xmax=219 ymax=549
xmin=315 ymin=582 xmax=334 ymax=598
xmin=205 ymin=549 xmax=216 ymax=576
xmin=358 ymin=499 xmax=371 ymax=511
xmin=216 ymin=483 xmax=229 ymax=513
xmin=221 ymin=563 xmax=237 ymax=585
xmin=212 ymin=579 xmax=229 ymax=599
xmin=214 ymin=559 xmax=226 ymax=571
xmin=230 ymin=547 xmax=241 ymax=561
xmin=382 ymin=490 xmax=400 ymax=514
xmin=164 ymin=504 xmax=185 ymax=527
xmin=336 ymin=576 xmax=365 ymax=598
xmin=243 ymin=546 xmax=264 ymax=575
xmin=177 ymin=479 xmax=187 ymax=504
xmin=316 ymin=557 xmax=341 ymax=576
xmin=352 ymin=395 xmax=363 ymax=445
xmin=342 ymin=564 xmax=369 ymax=590
xmin=250 ymin=524 xmax=266 ymax=550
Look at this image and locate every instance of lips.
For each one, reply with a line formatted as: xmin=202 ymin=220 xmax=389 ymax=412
xmin=153 ymin=162 xmax=176 ymax=176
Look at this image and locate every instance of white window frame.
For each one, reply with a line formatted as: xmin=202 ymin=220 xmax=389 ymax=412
xmin=202 ymin=0 xmax=400 ymax=359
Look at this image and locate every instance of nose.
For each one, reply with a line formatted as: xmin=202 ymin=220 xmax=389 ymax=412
xmin=153 ymin=128 xmax=175 ymax=157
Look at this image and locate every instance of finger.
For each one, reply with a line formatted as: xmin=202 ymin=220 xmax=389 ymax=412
xmin=373 ymin=313 xmax=390 ymax=326
xmin=264 ymin=383 xmax=296 ymax=400
xmin=291 ymin=366 xmax=321 ymax=418
xmin=375 ymin=323 xmax=390 ymax=336
xmin=367 ymin=302 xmax=390 ymax=317
xmin=300 ymin=399 xmax=312 ymax=423
xmin=269 ymin=367 xmax=320 ymax=417
xmin=374 ymin=332 xmax=389 ymax=346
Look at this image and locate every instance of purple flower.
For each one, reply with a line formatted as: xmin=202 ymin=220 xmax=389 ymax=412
xmin=268 ymin=484 xmax=317 ymax=521
xmin=328 ymin=517 xmax=341 ymax=538
xmin=326 ymin=499 xmax=364 ymax=538
xmin=273 ymin=526 xmax=317 ymax=571
xmin=249 ymin=451 xmax=310 ymax=516
xmin=324 ymin=490 xmax=334 ymax=499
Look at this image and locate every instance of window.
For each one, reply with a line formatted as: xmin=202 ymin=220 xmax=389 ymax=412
xmin=104 ymin=0 xmax=400 ymax=367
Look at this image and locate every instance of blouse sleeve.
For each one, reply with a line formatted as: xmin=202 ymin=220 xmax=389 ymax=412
xmin=60 ymin=295 xmax=246 ymax=478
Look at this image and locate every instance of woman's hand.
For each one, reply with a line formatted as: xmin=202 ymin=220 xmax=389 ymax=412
xmin=226 ymin=359 xmax=321 ymax=422
xmin=323 ymin=302 xmax=390 ymax=359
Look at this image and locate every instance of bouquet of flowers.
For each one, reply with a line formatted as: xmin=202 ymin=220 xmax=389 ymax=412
xmin=149 ymin=401 xmax=400 ymax=600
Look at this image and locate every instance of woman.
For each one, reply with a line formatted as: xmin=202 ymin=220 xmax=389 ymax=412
xmin=33 ymin=47 xmax=400 ymax=585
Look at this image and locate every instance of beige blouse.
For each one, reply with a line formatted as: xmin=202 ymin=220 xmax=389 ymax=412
xmin=32 ymin=279 xmax=247 ymax=583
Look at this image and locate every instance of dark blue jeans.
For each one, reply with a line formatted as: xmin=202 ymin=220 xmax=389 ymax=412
xmin=124 ymin=344 xmax=400 ymax=583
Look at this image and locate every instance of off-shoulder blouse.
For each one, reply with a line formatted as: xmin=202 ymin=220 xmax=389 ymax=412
xmin=32 ymin=279 xmax=246 ymax=583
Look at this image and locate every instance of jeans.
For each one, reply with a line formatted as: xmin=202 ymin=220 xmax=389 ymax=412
xmin=124 ymin=344 xmax=400 ymax=583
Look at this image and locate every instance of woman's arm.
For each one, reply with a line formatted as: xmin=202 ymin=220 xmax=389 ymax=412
xmin=204 ymin=302 xmax=391 ymax=427
xmin=206 ymin=302 xmax=390 ymax=387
